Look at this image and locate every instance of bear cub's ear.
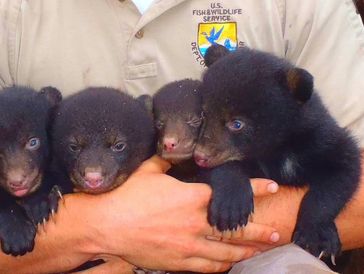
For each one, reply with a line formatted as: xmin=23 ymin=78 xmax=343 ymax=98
xmin=204 ymin=44 xmax=230 ymax=67
xmin=286 ymin=68 xmax=314 ymax=103
xmin=137 ymin=94 xmax=153 ymax=116
xmin=39 ymin=86 xmax=62 ymax=107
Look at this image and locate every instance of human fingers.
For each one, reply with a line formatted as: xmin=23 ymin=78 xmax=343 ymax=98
xmin=72 ymin=258 xmax=133 ymax=274
xmin=241 ymin=223 xmax=280 ymax=243
xmin=250 ymin=178 xmax=279 ymax=197
xmin=133 ymin=155 xmax=171 ymax=174
xmin=192 ymin=239 xmax=258 ymax=262
xmin=218 ymin=223 xmax=280 ymax=244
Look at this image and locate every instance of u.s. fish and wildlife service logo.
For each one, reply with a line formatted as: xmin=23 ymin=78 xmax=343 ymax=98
xmin=197 ymin=22 xmax=238 ymax=57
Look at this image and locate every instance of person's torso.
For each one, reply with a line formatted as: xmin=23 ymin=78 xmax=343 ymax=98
xmin=12 ymin=0 xmax=286 ymax=96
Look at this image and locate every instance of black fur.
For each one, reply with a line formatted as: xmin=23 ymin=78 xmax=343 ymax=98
xmin=49 ymin=87 xmax=156 ymax=273
xmin=204 ymin=44 xmax=230 ymax=68
xmin=195 ymin=47 xmax=361 ymax=257
xmin=0 ymin=86 xmax=62 ymax=256
xmin=50 ymin=87 xmax=156 ymax=195
xmin=153 ymin=79 xmax=202 ymax=181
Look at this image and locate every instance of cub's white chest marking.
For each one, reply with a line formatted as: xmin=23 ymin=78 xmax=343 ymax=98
xmin=281 ymin=156 xmax=298 ymax=180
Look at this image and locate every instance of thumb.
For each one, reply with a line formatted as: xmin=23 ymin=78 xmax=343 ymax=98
xmin=134 ymin=155 xmax=171 ymax=174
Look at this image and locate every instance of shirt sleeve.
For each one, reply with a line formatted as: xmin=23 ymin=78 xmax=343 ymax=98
xmin=0 ymin=0 xmax=22 ymax=88
xmin=284 ymin=0 xmax=364 ymax=148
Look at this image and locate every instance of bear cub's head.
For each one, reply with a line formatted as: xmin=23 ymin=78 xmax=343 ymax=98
xmin=153 ymin=79 xmax=203 ymax=164
xmin=51 ymin=87 xmax=155 ymax=194
xmin=0 ymin=86 xmax=62 ymax=197
xmin=195 ymin=47 xmax=314 ymax=168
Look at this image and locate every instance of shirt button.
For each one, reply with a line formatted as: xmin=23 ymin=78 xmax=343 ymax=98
xmin=135 ymin=29 xmax=144 ymax=39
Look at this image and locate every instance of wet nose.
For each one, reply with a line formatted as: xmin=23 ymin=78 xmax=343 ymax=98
xmin=163 ymin=137 xmax=179 ymax=152
xmin=84 ymin=172 xmax=104 ymax=189
xmin=9 ymin=179 xmax=26 ymax=188
xmin=8 ymin=172 xmax=26 ymax=187
xmin=194 ymin=151 xmax=209 ymax=167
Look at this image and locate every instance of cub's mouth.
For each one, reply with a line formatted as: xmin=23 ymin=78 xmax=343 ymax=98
xmin=193 ymin=149 xmax=244 ymax=168
xmin=70 ymin=170 xmax=128 ymax=194
xmin=6 ymin=169 xmax=42 ymax=198
xmin=160 ymin=151 xmax=194 ymax=164
xmin=158 ymin=139 xmax=196 ymax=164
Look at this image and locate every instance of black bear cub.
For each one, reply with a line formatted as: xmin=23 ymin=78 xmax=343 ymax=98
xmin=50 ymin=87 xmax=155 ymax=195
xmin=0 ymin=86 xmax=62 ymax=256
xmin=195 ymin=46 xmax=361 ymax=258
xmin=153 ymin=79 xmax=203 ymax=181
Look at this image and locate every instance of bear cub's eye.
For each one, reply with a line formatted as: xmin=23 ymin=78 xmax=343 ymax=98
xmin=226 ymin=119 xmax=245 ymax=132
xmin=69 ymin=143 xmax=81 ymax=153
xmin=155 ymin=120 xmax=164 ymax=130
xmin=26 ymin=137 xmax=41 ymax=150
xmin=111 ymin=142 xmax=126 ymax=152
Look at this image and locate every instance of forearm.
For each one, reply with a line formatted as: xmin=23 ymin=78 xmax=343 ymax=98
xmin=0 ymin=156 xmax=275 ymax=274
xmin=253 ymin=151 xmax=364 ymax=251
xmin=336 ymin=168 xmax=364 ymax=250
xmin=0 ymin=193 xmax=99 ymax=274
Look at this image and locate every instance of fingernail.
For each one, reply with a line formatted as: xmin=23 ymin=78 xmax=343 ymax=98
xmin=270 ymin=232 xmax=280 ymax=242
xmin=206 ymin=235 xmax=222 ymax=241
xmin=267 ymin=182 xmax=279 ymax=193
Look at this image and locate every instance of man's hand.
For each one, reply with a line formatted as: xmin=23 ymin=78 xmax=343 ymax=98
xmin=89 ymin=156 xmax=280 ymax=273
xmin=1 ymin=154 xmax=362 ymax=274
xmin=241 ymin=151 xmax=364 ymax=252
xmin=71 ymin=255 xmax=133 ymax=274
xmin=0 ymin=156 xmax=280 ymax=274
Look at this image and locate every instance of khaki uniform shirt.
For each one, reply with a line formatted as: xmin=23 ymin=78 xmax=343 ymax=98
xmin=1 ymin=0 xmax=364 ymax=146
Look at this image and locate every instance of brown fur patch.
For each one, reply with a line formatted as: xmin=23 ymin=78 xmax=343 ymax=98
xmin=287 ymin=68 xmax=300 ymax=92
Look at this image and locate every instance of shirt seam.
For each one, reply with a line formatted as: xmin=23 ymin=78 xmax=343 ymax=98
xmin=344 ymin=0 xmax=364 ymax=56
xmin=7 ymin=0 xmax=22 ymax=84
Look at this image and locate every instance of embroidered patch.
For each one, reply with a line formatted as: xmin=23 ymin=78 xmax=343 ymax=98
xmin=190 ymin=3 xmax=244 ymax=67
xmin=197 ymin=22 xmax=238 ymax=57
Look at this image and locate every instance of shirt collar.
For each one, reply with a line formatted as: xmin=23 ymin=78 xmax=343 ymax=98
xmin=131 ymin=0 xmax=154 ymax=14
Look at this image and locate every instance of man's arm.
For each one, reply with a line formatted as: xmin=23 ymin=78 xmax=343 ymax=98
xmin=0 ymin=156 xmax=279 ymax=274
xmin=1 ymin=152 xmax=362 ymax=273
xmin=248 ymin=150 xmax=364 ymax=251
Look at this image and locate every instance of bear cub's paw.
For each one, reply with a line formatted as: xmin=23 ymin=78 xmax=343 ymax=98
xmin=22 ymin=185 xmax=62 ymax=225
xmin=208 ymin=187 xmax=254 ymax=232
xmin=0 ymin=205 xmax=36 ymax=256
xmin=293 ymin=220 xmax=341 ymax=258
